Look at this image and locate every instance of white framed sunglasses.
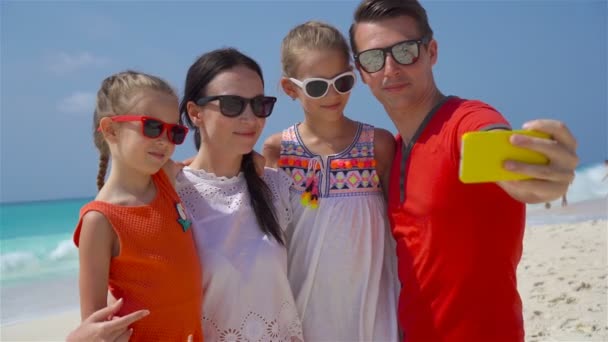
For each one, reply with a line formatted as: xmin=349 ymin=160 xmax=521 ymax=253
xmin=289 ymin=71 xmax=356 ymax=99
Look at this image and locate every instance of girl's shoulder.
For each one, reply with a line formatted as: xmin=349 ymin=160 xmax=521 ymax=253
xmin=372 ymin=127 xmax=396 ymax=149
xmin=74 ymin=201 xmax=115 ymax=248
xmin=279 ymin=123 xmax=300 ymax=144
xmin=352 ymin=120 xmax=395 ymax=147
xmin=264 ymin=124 xmax=304 ymax=165
xmin=263 ymin=132 xmax=283 ymax=168
xmin=353 ymin=121 xmax=392 ymax=141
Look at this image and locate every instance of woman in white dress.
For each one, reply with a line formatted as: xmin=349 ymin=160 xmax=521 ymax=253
xmin=177 ymin=48 xmax=303 ymax=342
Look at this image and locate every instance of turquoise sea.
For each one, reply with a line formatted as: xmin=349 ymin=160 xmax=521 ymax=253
xmin=1 ymin=163 xmax=607 ymax=324
xmin=1 ymin=198 xmax=90 ymax=286
xmin=1 ymin=198 xmax=91 ymax=324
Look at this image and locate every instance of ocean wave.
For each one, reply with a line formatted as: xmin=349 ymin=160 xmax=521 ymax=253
xmin=566 ymin=163 xmax=608 ymax=202
xmin=49 ymin=239 xmax=78 ymax=261
xmin=1 ymin=237 xmax=78 ymax=283
xmin=0 ymin=251 xmax=40 ymax=272
xmin=528 ymin=162 xmax=608 ymax=209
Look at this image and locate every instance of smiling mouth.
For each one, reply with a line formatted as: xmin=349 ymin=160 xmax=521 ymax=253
xmin=148 ymin=151 xmax=166 ymax=159
xmin=383 ymin=83 xmax=408 ymax=91
xmin=234 ymin=132 xmax=256 ymax=137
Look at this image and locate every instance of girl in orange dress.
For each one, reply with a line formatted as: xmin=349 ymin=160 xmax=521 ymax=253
xmin=74 ymin=70 xmax=203 ymax=341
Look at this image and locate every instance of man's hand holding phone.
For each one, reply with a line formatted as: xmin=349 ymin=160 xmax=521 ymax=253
xmin=459 ymin=120 xmax=578 ymax=204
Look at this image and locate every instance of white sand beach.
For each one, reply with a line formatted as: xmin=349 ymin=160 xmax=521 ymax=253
xmin=2 ymin=198 xmax=606 ymax=341
xmin=520 ymin=198 xmax=608 ymax=341
xmin=1 ymin=310 xmax=80 ymax=341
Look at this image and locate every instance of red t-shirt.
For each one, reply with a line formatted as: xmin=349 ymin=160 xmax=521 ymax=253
xmin=388 ymin=97 xmax=526 ymax=342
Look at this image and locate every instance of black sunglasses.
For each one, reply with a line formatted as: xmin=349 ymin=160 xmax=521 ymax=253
xmin=355 ymin=37 xmax=430 ymax=73
xmin=196 ymin=95 xmax=277 ymax=118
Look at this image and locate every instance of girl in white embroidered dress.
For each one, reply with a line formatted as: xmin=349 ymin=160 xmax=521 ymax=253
xmin=263 ymin=21 xmax=400 ymax=341
xmin=177 ymin=48 xmax=303 ymax=342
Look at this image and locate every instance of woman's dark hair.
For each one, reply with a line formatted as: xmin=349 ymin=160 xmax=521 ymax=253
xmin=179 ymin=48 xmax=283 ymax=245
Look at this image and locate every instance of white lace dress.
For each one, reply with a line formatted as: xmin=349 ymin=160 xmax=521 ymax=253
xmin=176 ymin=167 xmax=303 ymax=342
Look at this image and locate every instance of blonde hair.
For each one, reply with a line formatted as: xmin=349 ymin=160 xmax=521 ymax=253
xmin=93 ymin=70 xmax=176 ymax=190
xmin=280 ymin=21 xmax=351 ymax=78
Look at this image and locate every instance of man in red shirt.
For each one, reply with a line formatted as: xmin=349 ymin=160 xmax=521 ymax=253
xmin=349 ymin=1 xmax=579 ymax=341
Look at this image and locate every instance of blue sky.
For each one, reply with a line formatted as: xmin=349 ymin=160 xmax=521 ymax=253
xmin=1 ymin=0 xmax=606 ymax=203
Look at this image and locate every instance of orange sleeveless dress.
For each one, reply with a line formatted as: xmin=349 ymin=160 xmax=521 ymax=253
xmin=74 ymin=170 xmax=203 ymax=341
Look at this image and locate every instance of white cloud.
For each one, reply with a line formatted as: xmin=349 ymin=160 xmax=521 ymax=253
xmin=57 ymin=92 xmax=96 ymax=114
xmin=46 ymin=51 xmax=108 ymax=75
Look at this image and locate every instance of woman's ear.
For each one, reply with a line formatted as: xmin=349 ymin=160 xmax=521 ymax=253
xmin=280 ymin=78 xmax=298 ymax=100
xmin=99 ymin=117 xmax=119 ymax=143
xmin=186 ymin=101 xmax=203 ymax=126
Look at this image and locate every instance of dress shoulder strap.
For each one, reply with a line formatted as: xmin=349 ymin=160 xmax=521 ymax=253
xmin=343 ymin=122 xmax=376 ymax=159
xmin=152 ymin=169 xmax=180 ymax=204
xmin=73 ymin=200 xmax=116 ymax=247
xmin=280 ymin=124 xmax=300 ymax=157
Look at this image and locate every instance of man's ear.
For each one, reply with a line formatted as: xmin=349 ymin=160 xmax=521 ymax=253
xmin=99 ymin=117 xmax=119 ymax=143
xmin=428 ymin=39 xmax=438 ymax=66
xmin=186 ymin=101 xmax=203 ymax=127
xmin=280 ymin=78 xmax=298 ymax=100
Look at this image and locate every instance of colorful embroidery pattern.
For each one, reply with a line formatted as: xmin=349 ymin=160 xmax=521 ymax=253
xmin=279 ymin=123 xmax=382 ymax=207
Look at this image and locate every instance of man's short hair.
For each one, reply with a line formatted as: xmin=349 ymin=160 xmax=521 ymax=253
xmin=349 ymin=0 xmax=434 ymax=55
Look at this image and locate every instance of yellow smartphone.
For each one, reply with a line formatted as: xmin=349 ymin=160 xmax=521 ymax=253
xmin=459 ymin=130 xmax=551 ymax=184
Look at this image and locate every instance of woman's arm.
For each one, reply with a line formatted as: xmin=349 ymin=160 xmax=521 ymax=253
xmin=66 ymin=298 xmax=149 ymax=342
xmin=78 ymin=211 xmax=117 ymax=320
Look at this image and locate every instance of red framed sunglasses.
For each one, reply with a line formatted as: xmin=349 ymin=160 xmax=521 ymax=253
xmin=99 ymin=115 xmax=189 ymax=145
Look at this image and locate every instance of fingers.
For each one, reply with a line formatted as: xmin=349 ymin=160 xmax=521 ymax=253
xmin=101 ymin=326 xmax=130 ymax=342
xmin=502 ymin=131 xmax=575 ymax=202
xmin=504 ymin=160 xmax=575 ymax=184
xmin=498 ymin=179 xmax=569 ymax=203
xmin=104 ymin=309 xmax=150 ymax=332
xmin=86 ymin=298 xmax=124 ymax=322
xmin=523 ymin=119 xmax=577 ymax=152
xmin=187 ymin=334 xmax=193 ymax=342
xmin=508 ymin=121 xmax=580 ymax=194
xmin=510 ymin=134 xmax=579 ymax=171
xmin=181 ymin=157 xmax=195 ymax=166
xmin=115 ymin=328 xmax=134 ymax=342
